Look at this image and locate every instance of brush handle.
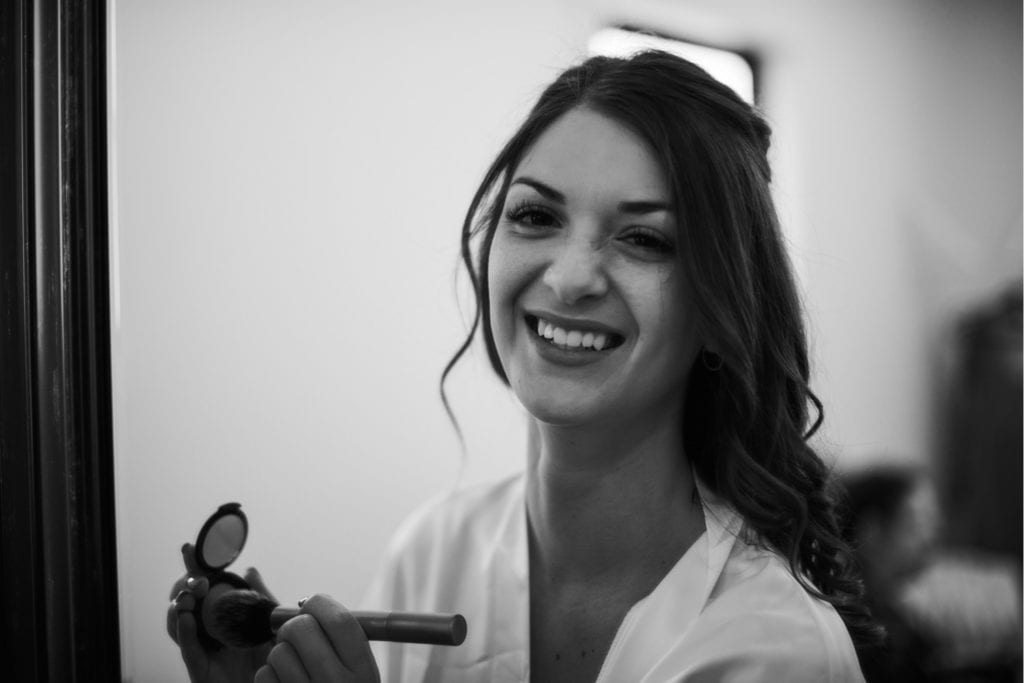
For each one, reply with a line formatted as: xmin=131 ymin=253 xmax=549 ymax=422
xmin=269 ymin=607 xmax=467 ymax=646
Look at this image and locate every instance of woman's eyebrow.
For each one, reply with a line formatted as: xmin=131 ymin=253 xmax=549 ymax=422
xmin=510 ymin=176 xmax=672 ymax=214
xmin=618 ymin=199 xmax=673 ymax=215
xmin=510 ymin=176 xmax=565 ymax=203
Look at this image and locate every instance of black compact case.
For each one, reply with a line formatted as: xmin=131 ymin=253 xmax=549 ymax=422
xmin=192 ymin=502 xmax=251 ymax=649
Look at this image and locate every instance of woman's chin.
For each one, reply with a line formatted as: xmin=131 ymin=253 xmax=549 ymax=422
xmin=518 ymin=394 xmax=607 ymax=428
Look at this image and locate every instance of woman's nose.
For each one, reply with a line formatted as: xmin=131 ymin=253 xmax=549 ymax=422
xmin=541 ymin=238 xmax=609 ymax=305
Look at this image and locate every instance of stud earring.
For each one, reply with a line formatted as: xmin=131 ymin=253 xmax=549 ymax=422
xmin=701 ymin=348 xmax=723 ymax=372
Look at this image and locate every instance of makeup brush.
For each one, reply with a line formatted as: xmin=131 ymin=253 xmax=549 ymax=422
xmin=207 ymin=589 xmax=467 ymax=648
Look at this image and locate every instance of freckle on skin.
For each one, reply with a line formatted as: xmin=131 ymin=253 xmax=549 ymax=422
xmin=555 ymin=654 xmax=561 ymax=661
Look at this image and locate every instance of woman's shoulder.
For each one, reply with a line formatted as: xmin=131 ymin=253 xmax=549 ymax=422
xmin=363 ymin=473 xmax=526 ymax=616
xmin=385 ymin=473 xmax=525 ymax=560
xmin=692 ymin=537 xmax=864 ymax=681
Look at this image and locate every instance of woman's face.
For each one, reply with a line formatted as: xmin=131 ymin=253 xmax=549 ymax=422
xmin=487 ymin=106 xmax=701 ymax=429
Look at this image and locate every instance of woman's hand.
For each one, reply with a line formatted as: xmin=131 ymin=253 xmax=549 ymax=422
xmin=255 ymin=594 xmax=381 ymax=683
xmin=166 ymin=543 xmax=273 ymax=683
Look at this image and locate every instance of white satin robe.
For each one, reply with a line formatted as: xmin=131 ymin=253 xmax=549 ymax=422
xmin=362 ymin=474 xmax=865 ymax=682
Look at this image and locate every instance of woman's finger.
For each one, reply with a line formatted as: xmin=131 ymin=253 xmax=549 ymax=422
xmin=181 ymin=542 xmax=201 ymax=574
xmin=299 ymin=594 xmax=380 ymax=680
xmin=275 ymin=613 xmax=346 ymax=681
xmin=186 ymin=574 xmax=209 ymax=599
xmin=168 ymin=574 xmax=191 ymax=601
xmin=244 ymin=566 xmax=277 ymax=603
xmin=266 ymin=640 xmax=312 ymax=682
xmin=255 ymin=663 xmax=283 ymax=683
xmin=167 ymin=571 xmax=208 ymax=644
xmin=166 ymin=601 xmax=179 ymax=644
xmin=174 ymin=592 xmax=208 ymax=681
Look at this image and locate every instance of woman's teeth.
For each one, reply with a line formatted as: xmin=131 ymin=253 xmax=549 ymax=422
xmin=534 ymin=317 xmax=609 ymax=351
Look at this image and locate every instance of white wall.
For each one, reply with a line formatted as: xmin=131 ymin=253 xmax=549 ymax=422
xmin=110 ymin=0 xmax=1021 ymax=679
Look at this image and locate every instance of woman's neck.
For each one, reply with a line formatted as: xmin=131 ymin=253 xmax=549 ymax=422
xmin=524 ymin=412 xmax=704 ymax=588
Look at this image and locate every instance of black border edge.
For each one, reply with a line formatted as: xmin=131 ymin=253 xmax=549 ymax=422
xmin=0 ymin=0 xmax=45 ymax=676
xmin=1 ymin=0 xmax=121 ymax=680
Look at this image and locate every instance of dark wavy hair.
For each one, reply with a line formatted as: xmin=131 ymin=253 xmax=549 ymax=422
xmin=441 ymin=50 xmax=880 ymax=649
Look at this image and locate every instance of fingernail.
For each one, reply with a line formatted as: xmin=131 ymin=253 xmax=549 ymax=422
xmin=297 ymin=595 xmax=311 ymax=608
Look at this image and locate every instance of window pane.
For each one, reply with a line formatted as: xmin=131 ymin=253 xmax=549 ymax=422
xmin=588 ymin=27 xmax=756 ymax=105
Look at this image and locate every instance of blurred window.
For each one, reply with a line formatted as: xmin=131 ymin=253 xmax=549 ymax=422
xmin=588 ymin=26 xmax=757 ymax=105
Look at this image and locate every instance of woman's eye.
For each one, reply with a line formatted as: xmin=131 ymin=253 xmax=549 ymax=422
xmin=621 ymin=229 xmax=674 ymax=254
xmin=506 ymin=203 xmax=559 ymax=229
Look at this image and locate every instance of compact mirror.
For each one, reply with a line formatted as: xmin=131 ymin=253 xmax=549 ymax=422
xmin=195 ymin=502 xmax=248 ymax=573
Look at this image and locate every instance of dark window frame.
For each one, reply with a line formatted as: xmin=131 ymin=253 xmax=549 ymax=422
xmin=1 ymin=0 xmax=121 ymax=679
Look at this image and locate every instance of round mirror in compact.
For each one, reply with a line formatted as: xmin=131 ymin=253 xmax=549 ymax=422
xmin=195 ymin=502 xmax=248 ymax=573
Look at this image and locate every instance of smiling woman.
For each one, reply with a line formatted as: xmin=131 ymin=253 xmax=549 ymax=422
xmin=168 ymin=50 xmax=876 ymax=683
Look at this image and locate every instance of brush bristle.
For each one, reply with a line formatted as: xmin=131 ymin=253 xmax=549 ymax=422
xmin=207 ymin=589 xmax=278 ymax=648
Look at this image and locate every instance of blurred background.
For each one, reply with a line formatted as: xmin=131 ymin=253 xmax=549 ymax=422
xmin=107 ymin=0 xmax=1022 ymax=680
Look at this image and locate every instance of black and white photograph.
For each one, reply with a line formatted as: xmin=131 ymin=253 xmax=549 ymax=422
xmin=2 ymin=1 xmax=1020 ymax=681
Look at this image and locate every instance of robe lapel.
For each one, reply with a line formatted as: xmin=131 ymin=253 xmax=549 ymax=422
xmin=594 ymin=478 xmax=743 ymax=683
